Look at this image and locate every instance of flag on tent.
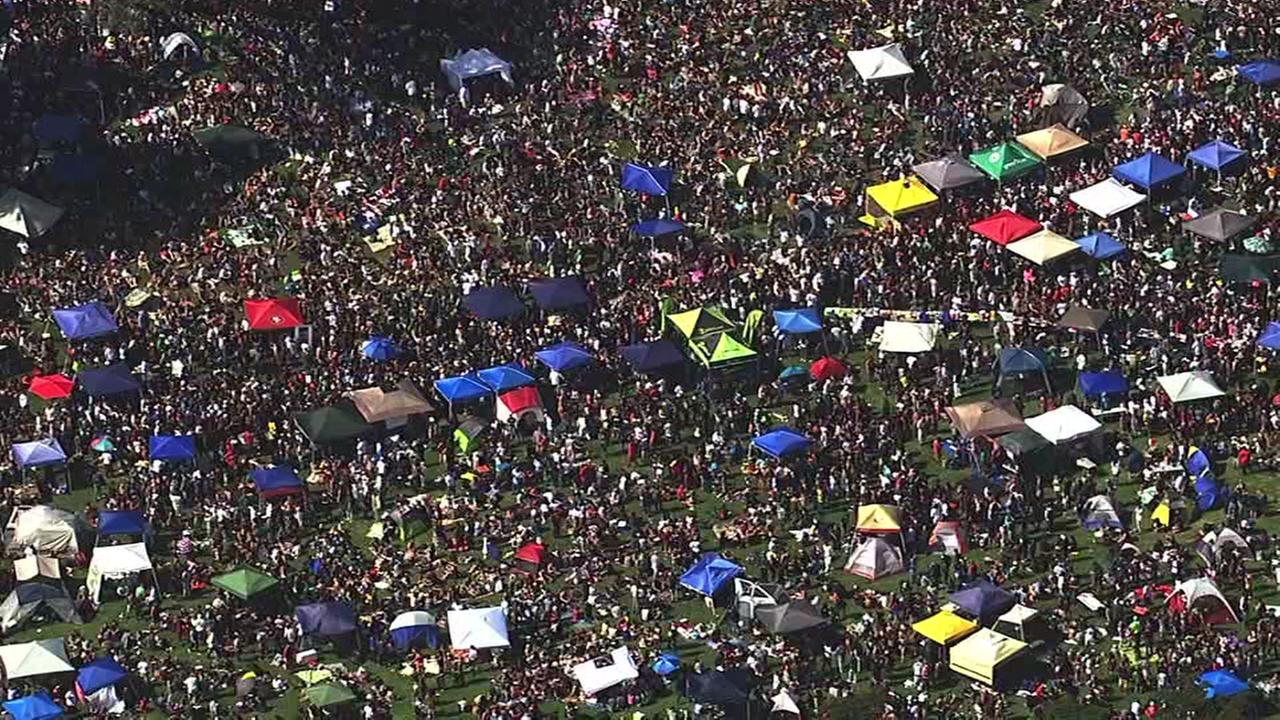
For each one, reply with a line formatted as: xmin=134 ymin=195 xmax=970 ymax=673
xmin=1113 ymin=151 xmax=1185 ymax=189
xmin=620 ymin=163 xmax=673 ymax=196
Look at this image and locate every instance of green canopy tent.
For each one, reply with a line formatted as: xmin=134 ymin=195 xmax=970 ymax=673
xmin=690 ymin=332 xmax=758 ymax=369
xmin=968 ymin=142 xmax=1042 ymax=182
xmin=666 ymin=306 xmax=737 ymax=340
xmin=295 ymin=401 xmax=373 ymax=444
xmin=211 ymin=567 xmax=279 ymax=601
xmin=194 ymin=125 xmax=268 ymax=163
xmin=303 ymin=683 xmax=356 ymax=708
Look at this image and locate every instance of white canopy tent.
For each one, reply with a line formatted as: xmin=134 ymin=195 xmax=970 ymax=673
xmin=1069 ymin=179 xmax=1146 ymax=217
xmin=847 ymin=44 xmax=914 ymax=81
xmin=440 ymin=49 xmax=514 ymax=99
xmin=879 ymin=321 xmax=940 ymax=353
xmin=572 ymin=646 xmax=639 ymax=696
xmin=1006 ymin=229 xmax=1081 ymax=265
xmin=1157 ymin=371 xmax=1226 ymax=403
xmin=1024 ymin=405 xmax=1102 ymax=445
xmin=87 ymin=542 xmax=156 ymax=602
xmin=0 ymin=638 xmax=73 ymax=679
xmin=0 ymin=189 xmax=64 ymax=239
xmin=447 ymin=607 xmax=510 ymax=650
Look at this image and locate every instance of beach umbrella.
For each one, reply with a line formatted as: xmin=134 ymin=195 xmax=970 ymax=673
xmin=28 ymin=374 xmax=74 ymax=400
xmin=809 ymin=356 xmax=846 ymax=381
xmin=778 ymin=365 xmax=808 ymax=381
xmin=90 ymin=437 xmax=115 ymax=453
xmin=360 ymin=336 xmax=398 ymax=361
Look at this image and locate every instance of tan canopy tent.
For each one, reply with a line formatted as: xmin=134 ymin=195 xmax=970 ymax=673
xmin=945 ymin=399 xmax=1025 ymax=438
xmin=1006 ymin=229 xmax=1081 ymax=265
xmin=949 ymin=629 xmax=1027 ymax=685
xmin=1015 ymin=124 xmax=1088 ymax=159
xmin=347 ymin=380 xmax=433 ymax=423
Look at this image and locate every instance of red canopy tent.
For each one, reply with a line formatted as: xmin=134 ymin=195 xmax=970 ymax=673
xmin=244 ymin=298 xmax=303 ymax=330
xmin=810 ymin=356 xmax=847 ymax=381
xmin=513 ymin=542 xmax=550 ymax=572
xmin=969 ymin=210 xmax=1041 ymax=246
xmin=28 ymin=373 xmax=75 ymax=400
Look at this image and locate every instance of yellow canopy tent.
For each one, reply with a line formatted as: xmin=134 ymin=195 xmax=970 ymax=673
xmin=949 ymin=628 xmax=1028 ymax=685
xmin=860 ymin=176 xmax=939 ymax=229
xmin=855 ymin=504 xmax=903 ymax=534
xmin=1015 ymin=124 xmax=1089 ymax=159
xmin=912 ymin=610 xmax=978 ymax=646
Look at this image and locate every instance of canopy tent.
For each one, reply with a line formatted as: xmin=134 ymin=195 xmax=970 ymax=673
xmin=76 ymin=656 xmax=127 ymax=696
xmin=296 ymin=602 xmax=358 ymax=637
xmin=303 ymin=684 xmax=356 ymax=708
xmin=997 ymin=429 xmax=1052 ymax=455
xmin=1006 ymin=229 xmax=1081 ymax=265
xmin=447 ymin=607 xmax=510 ymax=649
xmin=1079 ymin=370 xmax=1129 ymax=397
xmin=193 ymin=125 xmax=267 ymax=162
xmin=77 ymin=363 xmax=140 ymax=396
xmin=993 ymin=605 xmax=1043 ymax=642
xmin=950 ymin=629 xmax=1028 ymax=685
xmin=756 ymin=601 xmax=829 ymax=633
xmin=945 ymin=399 xmax=1025 ymax=438
xmin=148 ymin=435 xmax=195 ymax=463
xmin=863 ymin=176 xmax=938 ymax=226
xmin=682 ymin=669 xmax=752 ymax=706
xmin=496 ymin=387 xmax=543 ymax=423
xmin=527 ymin=277 xmax=589 ymax=311
xmin=97 ymin=510 xmax=147 ymax=538
xmin=912 ymin=610 xmax=978 ymax=646
xmin=694 ymin=333 xmax=757 ymax=367
xmin=1040 ymin=83 xmax=1089 ymax=127
xmin=1024 ymin=405 xmax=1101 ymax=445
xmin=844 ymin=537 xmax=904 ymax=580
xmin=1188 ymin=140 xmax=1246 ymax=172
xmin=879 ymin=321 xmax=939 ymax=353
xmin=994 ymin=348 xmax=1052 ymax=394
xmin=1157 ymin=371 xmax=1226 ymax=403
xmin=949 ymin=580 xmax=1017 ymax=623
xmin=773 ymin=308 xmax=823 ymax=335
xmin=0 ymin=583 xmax=78 ymax=632
xmin=752 ymin=428 xmax=812 ymax=460
xmin=360 ymin=336 xmax=397 ymax=361
xmin=534 ymin=341 xmax=593 ymax=373
xmin=1113 ymin=151 xmax=1185 ymax=189
xmin=28 ymin=375 xmax=74 ymax=401
xmin=913 ymin=155 xmax=986 ymax=191
xmin=1260 ymin=322 xmax=1280 ymax=350
xmin=1183 ymin=208 xmax=1256 ymax=241
xmin=855 ymin=504 xmax=902 ymax=534
xmin=0 ymin=189 xmax=64 ymax=238
xmin=969 ymin=209 xmax=1041 ymax=246
xmin=1238 ymin=60 xmax=1280 ymax=86
xmin=632 ymin=218 xmax=686 ymax=237
xmin=620 ymin=162 xmax=673 ymax=196
xmin=0 ymin=639 xmax=73 ymax=679
xmin=52 ymin=302 xmax=118 ymax=340
xmin=1171 ymin=577 xmax=1239 ymax=624
xmin=476 ymin=364 xmax=536 ymax=392
xmin=573 ymin=647 xmax=639 ymax=696
xmin=667 ymin=306 xmax=737 ymax=340
xmin=1221 ymin=254 xmax=1279 ymax=283
xmin=243 ymin=297 xmax=303 ymax=330
xmin=346 ymin=381 xmax=433 ymax=423
xmin=1082 ymin=495 xmax=1123 ymax=531
xmin=1057 ymin=306 xmax=1111 ymax=332
xmin=463 ymin=287 xmax=524 ymax=320
xmin=32 ymin=114 xmax=83 ymax=145
xmin=1074 ymin=231 xmax=1127 ymax=260
xmin=1068 ymin=179 xmax=1146 ymax=217
xmin=809 ymin=356 xmax=846 ymax=381
xmin=211 ymin=567 xmax=279 ymax=600
xmin=251 ymin=465 xmax=304 ymax=498
xmin=930 ymin=521 xmax=969 ymax=555
xmin=619 ymin=340 xmax=684 ymax=372
xmin=969 ymin=142 xmax=1041 ymax=181
xmin=86 ymin=543 xmax=152 ymax=602
xmin=12 ymin=439 xmax=67 ymax=470
xmin=679 ymin=553 xmax=743 ymax=596
xmin=390 ymin=611 xmax=440 ymax=650
xmin=846 ymin=43 xmax=914 ymax=81
xmin=296 ymin=402 xmax=372 ymax=443
xmin=440 ymin=48 xmax=513 ymax=90
xmin=434 ymin=375 xmax=492 ymax=404
xmin=11 ymin=507 xmax=83 ymax=555
xmin=2 ymin=693 xmax=62 ymax=720
xmin=454 ymin=416 xmax=488 ymax=453
xmin=1200 ymin=670 xmax=1249 ymax=699
xmin=1015 ymin=124 xmax=1088 ymax=159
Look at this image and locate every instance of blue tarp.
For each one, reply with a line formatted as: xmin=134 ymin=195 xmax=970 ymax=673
xmin=773 ymin=308 xmax=823 ymax=335
xmin=1078 ymin=370 xmax=1129 ymax=397
xmin=52 ymin=301 xmax=118 ymax=340
xmin=78 ymin=363 xmax=141 ymax=396
xmin=77 ymin=656 xmax=128 ymax=695
xmin=752 ymin=428 xmax=812 ymax=459
xmin=463 ymin=287 xmax=524 ymax=320
xmin=50 ymin=154 xmax=98 ymax=185
xmin=1113 ymin=152 xmax=1185 ymax=189
xmin=621 ymin=162 xmax=673 ymax=196
xmin=476 ymin=363 xmax=536 ymax=392
xmin=1258 ymin=321 xmax=1280 ymax=350
xmin=1200 ymin=669 xmax=1249 ymax=699
xmin=295 ymin=601 xmax=358 ymax=636
xmin=149 ymin=435 xmax=196 ymax=462
xmin=620 ymin=340 xmax=684 ymax=372
xmin=1238 ymin=60 xmax=1280 ymax=86
xmin=1188 ymin=140 xmax=1246 ymax=172
xmin=32 ymin=114 xmax=83 ymax=144
xmin=1075 ymin=232 xmax=1127 ymax=260
xmin=632 ymin=219 xmax=686 ymax=237
xmin=360 ymin=336 xmax=398 ymax=361
xmin=251 ymin=465 xmax=304 ymax=497
xmin=534 ymin=342 xmax=593 ymax=372
xmin=528 ymin=278 xmax=589 ymax=310
xmin=948 ymin=580 xmax=1017 ymax=622
xmin=679 ymin=553 xmax=742 ymax=596
xmin=434 ymin=375 xmax=491 ymax=404
xmin=11 ymin=438 xmax=67 ymax=469
xmin=653 ymin=652 xmax=681 ymax=676
xmin=2 ymin=693 xmax=61 ymax=720
xmin=98 ymin=510 xmax=147 ymax=537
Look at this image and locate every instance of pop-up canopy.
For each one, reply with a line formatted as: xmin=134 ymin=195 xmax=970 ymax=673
xmin=12 ymin=439 xmax=67 ymax=470
xmin=855 ymin=504 xmax=902 ymax=534
xmin=679 ymin=553 xmax=743 ymax=596
xmin=0 ymin=639 xmax=73 ymax=679
xmin=620 ymin=162 xmax=673 ymax=196
xmin=970 ymin=209 xmax=1040 ymax=246
xmin=1024 ymin=405 xmax=1101 ymax=444
xmin=1015 ymin=124 xmax=1087 ymax=159
xmin=619 ymin=340 xmax=684 ymax=372
xmin=528 ymin=278 xmax=588 ymax=311
xmin=76 ymin=656 xmax=128 ymax=696
xmin=1157 ymin=371 xmax=1226 ymax=403
xmin=752 ymin=428 xmax=812 ymax=460
xmin=211 ymin=567 xmax=279 ymax=601
xmin=77 ymin=364 xmax=140 ymax=396
xmin=52 ymin=302 xmax=118 ymax=340
xmin=912 ymin=155 xmax=985 ymax=191
xmin=949 ymin=629 xmax=1027 ymax=685
xmin=912 ymin=610 xmax=978 ymax=646
xmin=772 ymin=308 xmax=823 ymax=335
xmin=573 ymin=647 xmax=639 ymax=696
xmin=439 ymin=48 xmax=513 ymax=90
xmin=1007 ymin=229 xmax=1081 ymax=265
xmin=447 ymin=607 xmax=510 ymax=649
xmin=251 ymin=465 xmax=304 ymax=498
xmin=0 ymin=189 xmax=64 ymax=238
xmin=244 ymin=297 xmax=303 ymax=330
xmin=434 ymin=375 xmax=491 ymax=404
xmin=1183 ymin=208 xmax=1256 ymax=241
xmin=1237 ymin=59 xmax=1280 ymax=86
xmin=846 ymin=44 xmax=914 ymax=81
xmin=1069 ymin=179 xmax=1146 ymax=217
xmin=878 ymin=321 xmax=939 ymax=353
xmin=476 ymin=364 xmax=536 ymax=392
xmin=2 ymin=693 xmax=62 ymax=720
xmin=97 ymin=510 xmax=147 ymax=538
xmin=535 ymin=342 xmax=594 ymax=373
xmin=1078 ymin=370 xmax=1129 ymax=397
xmin=1188 ymin=140 xmax=1246 ymax=172
xmin=1113 ymin=151 xmax=1184 ymax=189
xmin=296 ymin=602 xmax=358 ymax=637
xmin=295 ymin=402 xmax=372 ymax=443
xmin=148 ymin=435 xmax=195 ymax=463
xmin=945 ymin=400 xmax=1025 ymax=438
xmin=1074 ymin=231 xmax=1127 ymax=260
xmin=948 ymin=580 xmax=1017 ymax=623
xmin=463 ymin=287 xmax=523 ymax=320
xmin=969 ymin=142 xmax=1041 ymax=181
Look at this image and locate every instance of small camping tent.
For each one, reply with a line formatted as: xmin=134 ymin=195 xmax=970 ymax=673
xmin=0 ymin=583 xmax=79 ymax=632
xmin=930 ymin=521 xmax=969 ymax=555
xmin=1171 ymin=577 xmax=1239 ymax=625
xmin=844 ymin=537 xmax=904 ymax=580
xmin=1081 ymin=495 xmax=1124 ymax=531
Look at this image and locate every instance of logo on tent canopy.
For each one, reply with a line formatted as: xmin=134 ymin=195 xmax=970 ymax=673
xmin=988 ymin=152 xmax=1001 ymax=162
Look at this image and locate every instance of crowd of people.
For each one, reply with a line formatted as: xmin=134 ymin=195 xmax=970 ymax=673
xmin=0 ymin=0 xmax=1278 ymax=717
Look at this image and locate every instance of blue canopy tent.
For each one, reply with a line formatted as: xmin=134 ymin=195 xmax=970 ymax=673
xmin=463 ymin=287 xmax=524 ymax=320
xmin=476 ymin=363 xmax=536 ymax=392
xmin=1078 ymin=370 xmax=1129 ymax=397
xmin=752 ymin=428 xmax=812 ymax=460
xmin=1187 ymin=140 xmax=1246 ymax=173
xmin=32 ymin=114 xmax=84 ymax=145
xmin=947 ymin=579 xmax=1017 ymax=623
xmin=1074 ymin=232 xmax=1127 ymax=260
xmin=534 ymin=342 xmax=593 ymax=373
xmin=2 ymin=693 xmax=62 ymax=720
xmin=632 ymin=219 xmax=686 ymax=237
xmin=1199 ymin=669 xmax=1249 ymax=699
xmin=1113 ymin=152 xmax=1185 ymax=190
xmin=1238 ymin=60 xmax=1280 ymax=86
xmin=50 ymin=154 xmax=98 ymax=185
xmin=296 ymin=601 xmax=358 ymax=637
xmin=78 ymin=363 xmax=141 ymax=396
xmin=652 ymin=652 xmax=681 ymax=676
xmin=12 ymin=438 xmax=67 ymax=470
xmin=148 ymin=435 xmax=196 ymax=463
xmin=993 ymin=348 xmax=1052 ymax=396
xmin=528 ymin=278 xmax=589 ymax=311
xmin=621 ymin=162 xmax=673 ymax=196
xmin=679 ymin=553 xmax=743 ymax=596
xmin=251 ymin=465 xmax=304 ymax=498
xmin=98 ymin=510 xmax=148 ymax=538
xmin=52 ymin=301 xmax=118 ymax=340
xmin=1258 ymin=322 xmax=1280 ymax=350
xmin=620 ymin=340 xmax=685 ymax=373
xmin=434 ymin=375 xmax=492 ymax=411
xmin=76 ymin=656 xmax=128 ymax=696
xmin=773 ymin=308 xmax=823 ymax=335
xmin=360 ymin=336 xmax=398 ymax=361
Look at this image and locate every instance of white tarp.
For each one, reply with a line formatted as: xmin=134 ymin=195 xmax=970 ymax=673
xmin=0 ymin=189 xmax=64 ymax=239
xmin=1157 ymin=371 xmax=1226 ymax=403
xmin=572 ymin=646 xmax=639 ymax=696
xmin=1069 ymin=179 xmax=1146 ymax=217
xmin=440 ymin=49 xmax=513 ymax=91
xmin=0 ymin=638 xmax=73 ymax=679
xmin=879 ymin=321 xmax=939 ymax=353
xmin=847 ymin=44 xmax=914 ymax=81
xmin=10 ymin=506 xmax=80 ymax=555
xmin=160 ymin=32 xmax=199 ymax=59
xmin=447 ymin=607 xmax=510 ymax=650
xmin=1006 ymin=229 xmax=1081 ymax=265
xmin=1024 ymin=405 xmax=1101 ymax=444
